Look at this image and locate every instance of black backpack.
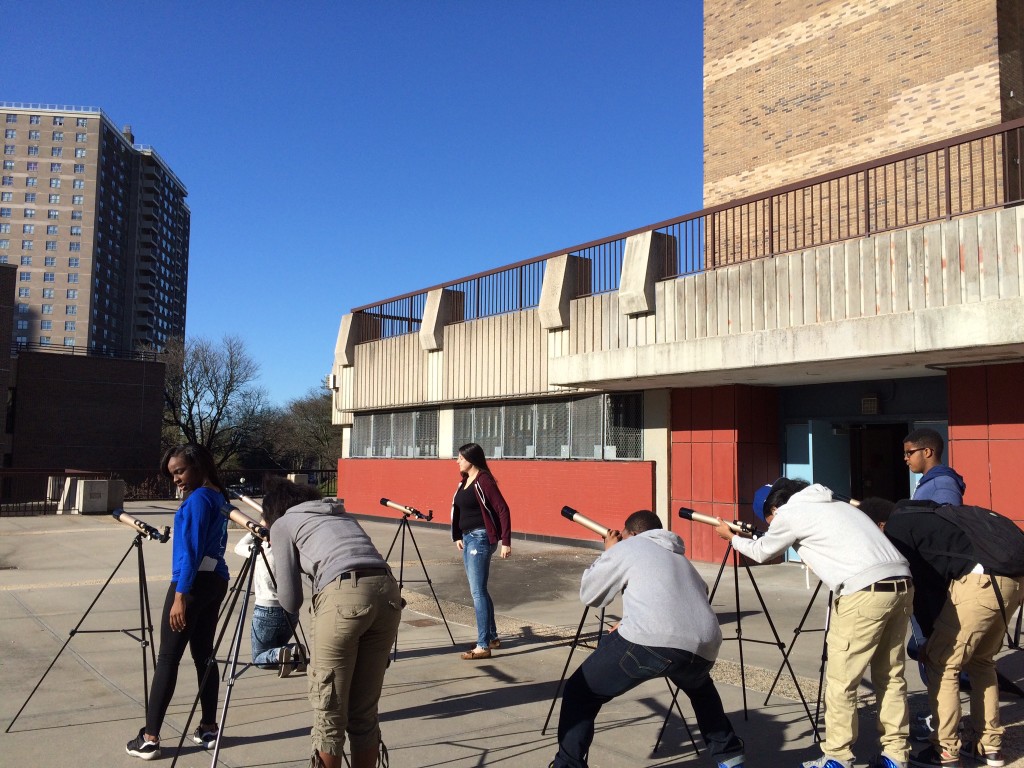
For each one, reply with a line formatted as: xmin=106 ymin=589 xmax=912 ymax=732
xmin=905 ymin=501 xmax=1024 ymax=578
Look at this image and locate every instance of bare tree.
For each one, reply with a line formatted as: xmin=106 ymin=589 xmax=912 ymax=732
xmin=284 ymin=387 xmax=344 ymax=473
xmin=162 ymin=335 xmax=269 ymax=467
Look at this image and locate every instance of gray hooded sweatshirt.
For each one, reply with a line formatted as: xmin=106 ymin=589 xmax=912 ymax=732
xmin=271 ymin=499 xmax=389 ymax=614
xmin=580 ymin=529 xmax=722 ymax=662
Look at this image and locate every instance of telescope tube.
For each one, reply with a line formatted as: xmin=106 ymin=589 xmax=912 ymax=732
xmin=678 ymin=507 xmax=763 ymax=539
xmin=380 ymin=498 xmax=432 ymax=521
xmin=560 ymin=506 xmax=613 ymax=538
xmin=221 ymin=504 xmax=269 ymax=542
xmin=112 ymin=509 xmax=170 ymax=543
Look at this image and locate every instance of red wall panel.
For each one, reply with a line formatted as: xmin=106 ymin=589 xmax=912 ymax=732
xmin=947 ymin=364 xmax=1023 ymax=521
xmin=338 ymin=458 xmax=655 ymax=541
xmin=670 ymin=385 xmax=781 ymax=563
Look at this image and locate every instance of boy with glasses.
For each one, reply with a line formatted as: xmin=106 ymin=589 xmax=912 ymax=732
xmin=902 ymin=428 xmax=965 ymax=506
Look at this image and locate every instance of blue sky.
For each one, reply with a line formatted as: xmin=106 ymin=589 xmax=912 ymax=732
xmin=5 ymin=1 xmax=705 ymax=405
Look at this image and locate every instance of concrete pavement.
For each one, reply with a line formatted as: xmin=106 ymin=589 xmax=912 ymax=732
xmin=1 ymin=502 xmax=1022 ymax=767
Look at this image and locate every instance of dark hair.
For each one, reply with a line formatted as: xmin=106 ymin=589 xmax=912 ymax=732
xmin=763 ymin=477 xmax=810 ymax=517
xmin=261 ymin=476 xmax=321 ymax=529
xmin=623 ymin=510 xmax=662 ymax=534
xmin=161 ymin=444 xmax=225 ymax=496
xmin=458 ymin=442 xmax=492 ymax=476
xmin=858 ymin=497 xmax=897 ymax=525
xmin=903 ymin=427 xmax=944 ymax=459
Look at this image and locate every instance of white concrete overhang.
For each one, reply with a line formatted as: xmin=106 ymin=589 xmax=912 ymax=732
xmin=547 ymin=297 xmax=1024 ymax=390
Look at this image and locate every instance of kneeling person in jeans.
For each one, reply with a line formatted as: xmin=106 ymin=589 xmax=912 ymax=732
xmin=263 ymin=479 xmax=403 ymax=768
xmin=551 ymin=510 xmax=745 ymax=768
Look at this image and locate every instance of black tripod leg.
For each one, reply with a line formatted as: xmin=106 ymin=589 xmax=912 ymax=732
xmin=812 ymin=593 xmax=832 ymax=741
xmin=743 ymin=564 xmax=819 ymax=738
xmin=541 ymin=606 xmax=590 ymax=735
xmin=136 ymin=536 xmax=157 ymax=717
xmin=6 ymin=534 xmax=140 ymax=732
xmin=652 ymin=682 xmax=700 ymax=757
xmin=764 ymin=580 xmax=823 ymax=701
xmin=402 ymin=521 xmax=455 ymax=646
xmin=169 ymin=547 xmax=257 ymax=768
xmin=732 ymin=549 xmax=749 ymax=720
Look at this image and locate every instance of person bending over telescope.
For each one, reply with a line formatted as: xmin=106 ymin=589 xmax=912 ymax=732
xmin=549 ymin=510 xmax=745 ymax=768
xmin=714 ymin=479 xmax=913 ymax=768
xmin=262 ymin=478 xmax=402 ymax=768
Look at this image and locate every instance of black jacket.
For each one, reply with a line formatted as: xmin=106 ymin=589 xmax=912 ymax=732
xmin=883 ymin=502 xmax=976 ymax=636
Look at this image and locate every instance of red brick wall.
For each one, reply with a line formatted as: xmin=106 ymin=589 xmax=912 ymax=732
xmin=671 ymin=385 xmax=780 ymax=562
xmin=337 ymin=458 xmax=654 ymax=541
xmin=948 ymin=363 xmax=1024 ymax=523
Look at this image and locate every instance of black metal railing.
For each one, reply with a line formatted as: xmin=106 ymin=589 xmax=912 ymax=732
xmin=351 ymin=117 xmax=1024 ymax=343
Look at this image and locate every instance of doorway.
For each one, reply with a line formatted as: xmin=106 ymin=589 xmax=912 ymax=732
xmin=850 ymin=423 xmax=911 ymax=501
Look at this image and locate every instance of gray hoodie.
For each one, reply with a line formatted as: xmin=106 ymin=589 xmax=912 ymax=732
xmin=270 ymin=499 xmax=389 ymax=614
xmin=580 ymin=529 xmax=723 ymax=661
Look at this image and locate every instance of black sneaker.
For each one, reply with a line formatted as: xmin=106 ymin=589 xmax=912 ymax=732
xmin=909 ymin=745 xmax=960 ymax=767
xmin=192 ymin=725 xmax=218 ymax=749
xmin=126 ymin=727 xmax=161 ymax=760
xmin=962 ymin=740 xmax=1004 ymax=767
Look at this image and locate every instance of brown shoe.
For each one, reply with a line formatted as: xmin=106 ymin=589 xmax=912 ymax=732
xmin=489 ymin=639 xmax=501 ymax=649
xmin=460 ymin=647 xmax=492 ymax=660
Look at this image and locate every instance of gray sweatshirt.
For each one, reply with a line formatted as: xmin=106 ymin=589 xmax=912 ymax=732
xmin=730 ymin=484 xmax=910 ymax=595
xmin=580 ymin=529 xmax=722 ymax=661
xmin=270 ymin=499 xmax=389 ymax=614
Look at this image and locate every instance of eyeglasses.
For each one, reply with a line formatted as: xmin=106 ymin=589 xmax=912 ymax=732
xmin=903 ymin=448 xmax=925 ymax=458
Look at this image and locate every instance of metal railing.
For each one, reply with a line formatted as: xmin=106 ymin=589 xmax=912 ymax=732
xmin=0 ymin=469 xmax=338 ymax=517
xmin=10 ymin=341 xmax=164 ymax=362
xmin=351 ymin=118 xmax=1024 ymax=344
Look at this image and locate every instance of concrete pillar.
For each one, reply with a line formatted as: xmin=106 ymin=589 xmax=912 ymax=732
xmin=336 ymin=314 xmax=356 ymax=367
xmin=539 ymin=254 xmax=588 ymax=330
xmin=619 ymin=231 xmax=676 ymax=316
xmin=419 ymin=288 xmax=465 ymax=351
xmin=438 ymin=408 xmax=455 ymax=458
xmin=643 ymin=389 xmax=671 ymax=527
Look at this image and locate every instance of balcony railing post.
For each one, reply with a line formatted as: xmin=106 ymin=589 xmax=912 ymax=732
xmin=945 ymin=144 xmax=952 ymax=220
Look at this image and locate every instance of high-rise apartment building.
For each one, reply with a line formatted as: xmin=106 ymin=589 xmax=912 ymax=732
xmin=1 ymin=103 xmax=189 ymax=354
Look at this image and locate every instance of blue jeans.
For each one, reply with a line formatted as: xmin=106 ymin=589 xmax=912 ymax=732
xmin=251 ymin=604 xmax=299 ymax=668
xmin=553 ymin=630 xmax=743 ymax=768
xmin=462 ymin=528 xmax=497 ymax=648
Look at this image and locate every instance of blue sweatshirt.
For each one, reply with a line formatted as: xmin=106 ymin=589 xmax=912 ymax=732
xmin=172 ymin=487 xmax=229 ymax=593
xmin=912 ymin=465 xmax=966 ymax=506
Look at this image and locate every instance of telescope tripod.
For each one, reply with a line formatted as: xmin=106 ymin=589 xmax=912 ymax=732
xmin=763 ymin=576 xmax=830 ymax=740
xmin=542 ymin=604 xmax=700 ymax=759
xmin=658 ymin=543 xmax=819 ymax=737
xmin=6 ymin=531 xmax=158 ymax=732
xmin=169 ymin=538 xmax=310 ymax=768
xmin=384 ymin=512 xmax=455 ymax=659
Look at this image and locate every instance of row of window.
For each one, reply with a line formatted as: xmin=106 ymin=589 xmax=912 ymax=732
xmin=2 ymin=162 xmax=86 ymax=173
xmin=18 ymin=256 xmax=80 ymax=266
xmin=0 ymin=224 xmax=82 ymax=234
xmin=18 ymin=288 xmax=78 ymax=298
xmin=4 ymin=130 xmax=88 ymax=142
xmin=0 ymin=194 xmax=86 ymax=205
xmin=0 ymin=199 xmax=86 ymax=214
xmin=5 ymin=115 xmax=89 ymax=127
xmin=4 ymin=146 xmax=86 ymax=158
xmin=1 ymin=240 xmax=82 ymax=251
xmin=14 ymin=337 xmax=78 ymax=347
xmin=18 ymin=272 xmax=80 ymax=283
xmin=350 ymin=394 xmax=644 ymax=460
xmin=17 ymin=303 xmax=77 ymax=315
xmin=1 ymin=177 xmax=86 ymax=188
xmin=16 ymin=320 xmax=76 ymax=330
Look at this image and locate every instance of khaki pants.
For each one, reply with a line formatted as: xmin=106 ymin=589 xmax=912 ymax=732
xmin=823 ymin=585 xmax=913 ymax=762
xmin=923 ymin=573 xmax=1024 ymax=756
xmin=308 ymin=573 xmax=402 ymax=757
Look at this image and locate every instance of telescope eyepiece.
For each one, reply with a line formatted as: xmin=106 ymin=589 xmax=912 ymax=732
xmin=560 ymin=506 xmax=578 ymax=521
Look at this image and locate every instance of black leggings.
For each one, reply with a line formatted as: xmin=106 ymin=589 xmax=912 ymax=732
xmin=146 ymin=573 xmax=228 ymax=736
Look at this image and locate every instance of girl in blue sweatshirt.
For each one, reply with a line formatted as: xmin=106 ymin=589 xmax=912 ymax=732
xmin=126 ymin=444 xmax=229 ymax=761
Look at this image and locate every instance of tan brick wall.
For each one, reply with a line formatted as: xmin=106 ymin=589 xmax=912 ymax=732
xmin=704 ymin=0 xmax=1003 ymax=207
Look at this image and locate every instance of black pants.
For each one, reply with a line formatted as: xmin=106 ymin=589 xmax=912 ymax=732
xmin=146 ymin=572 xmax=228 ymax=735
